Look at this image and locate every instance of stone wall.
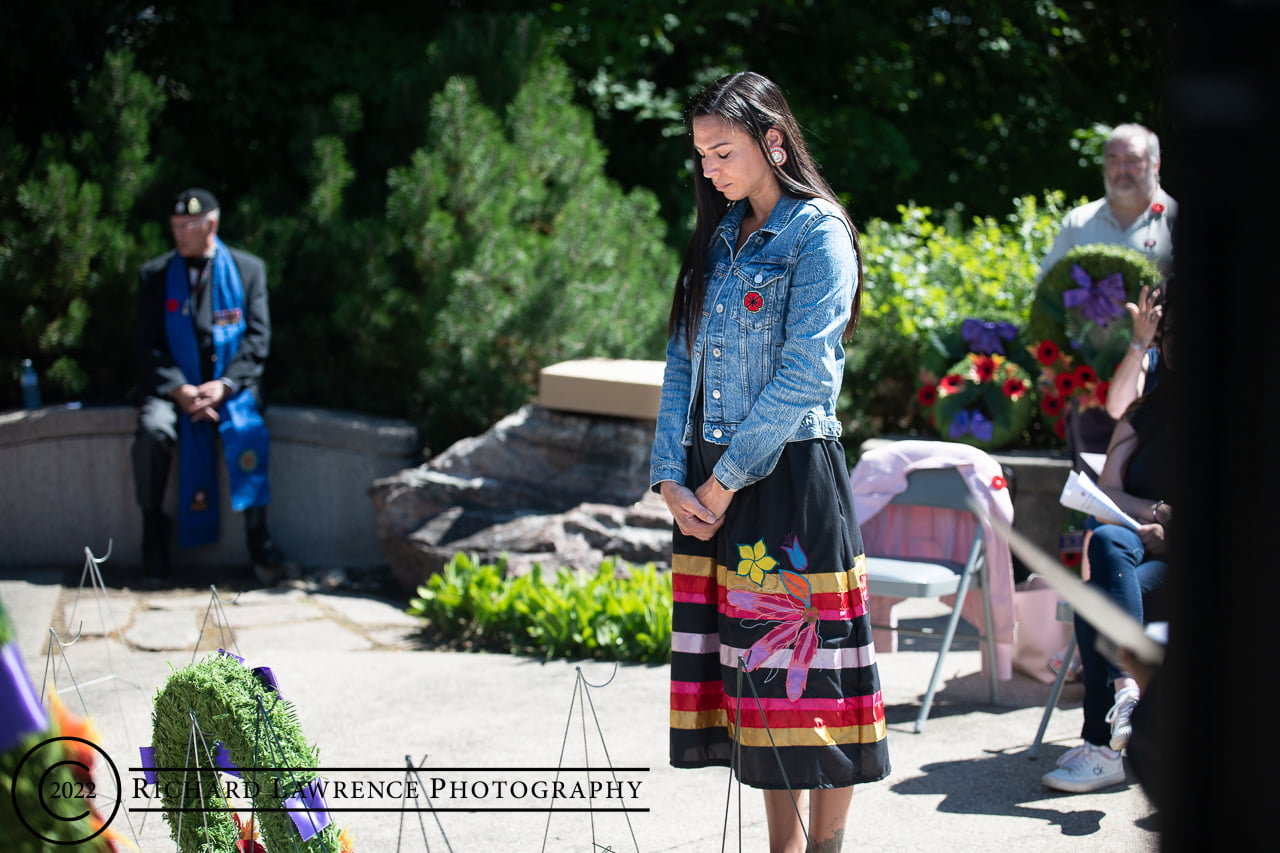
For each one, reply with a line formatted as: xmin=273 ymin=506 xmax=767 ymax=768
xmin=0 ymin=398 xmax=1073 ymax=584
xmin=368 ymin=405 xmax=1076 ymax=592
xmin=368 ymin=404 xmax=669 ymax=589
xmin=0 ymin=404 xmax=420 ymax=572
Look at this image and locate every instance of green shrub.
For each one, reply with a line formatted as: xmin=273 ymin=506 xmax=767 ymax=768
xmin=407 ymin=553 xmax=673 ymax=664
xmin=842 ymin=192 xmax=1071 ymax=448
xmin=0 ymin=50 xmax=162 ymax=407
xmin=260 ymin=52 xmax=677 ymax=453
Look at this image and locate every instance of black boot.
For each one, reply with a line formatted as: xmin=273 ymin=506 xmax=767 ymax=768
xmin=142 ymin=511 xmax=172 ymax=582
xmin=245 ymin=506 xmax=289 ymax=586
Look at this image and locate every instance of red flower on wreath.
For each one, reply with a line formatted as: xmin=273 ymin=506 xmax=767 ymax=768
xmin=972 ymin=354 xmax=997 ymax=382
xmin=1003 ymin=377 xmax=1027 ymax=400
xmin=1031 ymin=337 xmax=1110 ymax=441
xmin=1034 ymin=339 xmax=1061 ymax=366
xmin=1054 ymin=372 xmax=1079 ymax=396
xmin=1072 ymin=364 xmax=1098 ymax=386
xmin=939 ymin=373 xmax=965 ymax=394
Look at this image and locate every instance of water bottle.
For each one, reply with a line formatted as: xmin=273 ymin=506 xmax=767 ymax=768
xmin=20 ymin=358 xmax=42 ymax=409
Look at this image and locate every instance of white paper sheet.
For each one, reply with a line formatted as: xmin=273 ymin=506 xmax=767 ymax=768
xmin=1059 ymin=470 xmax=1141 ymax=530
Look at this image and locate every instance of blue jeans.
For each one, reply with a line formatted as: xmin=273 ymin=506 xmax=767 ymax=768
xmin=1075 ymin=524 xmax=1168 ymax=747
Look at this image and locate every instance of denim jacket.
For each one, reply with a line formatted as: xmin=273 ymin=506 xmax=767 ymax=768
xmin=649 ymin=194 xmax=857 ymax=492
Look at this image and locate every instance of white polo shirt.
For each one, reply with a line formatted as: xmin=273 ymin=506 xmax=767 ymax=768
xmin=1038 ymin=187 xmax=1178 ymax=280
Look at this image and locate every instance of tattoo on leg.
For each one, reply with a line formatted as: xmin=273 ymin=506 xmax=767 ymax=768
xmin=807 ymin=828 xmax=845 ymax=853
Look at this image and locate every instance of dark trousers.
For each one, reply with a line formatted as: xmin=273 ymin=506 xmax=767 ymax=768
xmin=1075 ymin=524 xmax=1168 ymax=746
xmin=132 ymin=396 xmax=179 ymax=513
xmin=132 ymin=395 xmax=269 ymax=535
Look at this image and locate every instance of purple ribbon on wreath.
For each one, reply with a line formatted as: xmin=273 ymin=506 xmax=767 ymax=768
xmin=284 ymin=781 xmax=333 ymax=841
xmin=1063 ymin=264 xmax=1125 ymax=327
xmin=1 ymin=643 xmax=48 ymax=754
xmin=961 ymin=318 xmax=1018 ymax=355
xmin=949 ymin=409 xmax=993 ymax=442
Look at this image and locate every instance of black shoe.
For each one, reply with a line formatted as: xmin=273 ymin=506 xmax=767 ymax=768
xmin=245 ymin=507 xmax=297 ymax=586
xmin=248 ymin=535 xmax=293 ymax=586
xmin=142 ymin=511 xmax=172 ymax=580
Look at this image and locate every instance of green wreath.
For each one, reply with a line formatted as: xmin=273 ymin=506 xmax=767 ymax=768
xmin=147 ymin=653 xmax=350 ymax=853
xmin=921 ymin=352 xmax=1035 ymax=450
xmin=1025 ymin=244 xmax=1162 ymax=381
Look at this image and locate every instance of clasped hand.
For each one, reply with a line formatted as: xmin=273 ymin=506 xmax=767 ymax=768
xmin=660 ymin=477 xmax=735 ymax=541
xmin=173 ymin=381 xmax=229 ymax=423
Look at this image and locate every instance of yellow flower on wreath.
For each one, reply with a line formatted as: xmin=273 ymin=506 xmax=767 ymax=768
xmin=737 ymin=539 xmax=779 ymax=586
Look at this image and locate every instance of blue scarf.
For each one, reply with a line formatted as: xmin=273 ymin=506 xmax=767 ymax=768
xmin=164 ymin=238 xmax=271 ymax=548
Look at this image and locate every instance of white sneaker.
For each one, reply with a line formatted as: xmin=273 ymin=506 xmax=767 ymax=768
xmin=1105 ymin=687 xmax=1141 ymax=751
xmin=1041 ymin=743 xmax=1125 ymax=793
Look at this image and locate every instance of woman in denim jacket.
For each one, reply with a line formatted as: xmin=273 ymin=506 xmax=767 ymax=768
xmin=651 ymin=71 xmax=889 ymax=852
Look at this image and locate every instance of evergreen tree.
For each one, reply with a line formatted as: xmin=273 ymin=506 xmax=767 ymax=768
xmin=260 ymin=55 xmax=676 ymax=453
xmin=0 ymin=50 xmax=163 ymax=407
xmin=384 ymin=58 xmax=676 ymax=449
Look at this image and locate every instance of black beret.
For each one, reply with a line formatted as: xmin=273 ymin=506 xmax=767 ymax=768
xmin=172 ymin=188 xmax=219 ymax=216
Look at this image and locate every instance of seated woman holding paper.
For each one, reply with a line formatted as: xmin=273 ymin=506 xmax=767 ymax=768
xmin=1042 ymin=306 xmax=1174 ymax=795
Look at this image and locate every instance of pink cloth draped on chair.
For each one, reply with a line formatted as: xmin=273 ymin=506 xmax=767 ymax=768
xmin=850 ymin=439 xmax=1017 ymax=680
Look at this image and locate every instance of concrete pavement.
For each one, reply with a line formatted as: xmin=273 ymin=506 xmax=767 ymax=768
xmin=1 ymin=562 xmax=1158 ymax=852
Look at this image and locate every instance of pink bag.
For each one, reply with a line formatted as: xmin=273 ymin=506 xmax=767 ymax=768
xmin=1012 ymin=576 xmax=1074 ymax=684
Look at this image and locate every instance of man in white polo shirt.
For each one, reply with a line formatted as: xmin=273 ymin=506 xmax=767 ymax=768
xmin=1041 ymin=123 xmax=1175 ymax=450
xmin=1040 ymin=122 xmax=1177 ymax=278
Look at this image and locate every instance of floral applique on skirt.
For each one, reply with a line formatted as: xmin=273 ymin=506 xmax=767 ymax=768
xmin=669 ymin=436 xmax=891 ymax=789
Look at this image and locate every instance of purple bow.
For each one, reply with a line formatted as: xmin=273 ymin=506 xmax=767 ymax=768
xmin=252 ymin=665 xmax=280 ymax=696
xmin=214 ymin=741 xmax=242 ymax=777
xmin=284 ymin=780 xmax=333 ymax=841
xmin=949 ymin=409 xmax=993 ymax=442
xmin=0 ymin=643 xmax=48 ymax=754
xmin=1063 ymin=264 xmax=1125 ymax=327
xmin=139 ymin=746 xmax=158 ymax=784
xmin=961 ymin=318 xmax=1018 ymax=355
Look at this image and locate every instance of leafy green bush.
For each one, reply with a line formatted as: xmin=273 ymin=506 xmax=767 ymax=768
xmin=841 ymin=192 xmax=1072 ymax=448
xmin=259 ymin=52 xmax=677 ymax=453
xmin=407 ymin=553 xmax=673 ymax=664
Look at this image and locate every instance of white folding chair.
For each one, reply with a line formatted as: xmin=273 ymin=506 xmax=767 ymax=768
xmin=1029 ymin=600 xmax=1077 ymax=756
xmin=864 ymin=466 xmax=1000 ymax=732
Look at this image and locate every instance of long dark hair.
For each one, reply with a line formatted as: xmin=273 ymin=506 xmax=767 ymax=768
xmin=667 ymin=71 xmax=863 ymax=353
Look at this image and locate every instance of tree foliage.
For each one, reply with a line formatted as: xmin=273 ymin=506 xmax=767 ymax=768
xmin=846 ymin=192 xmax=1069 ymax=445
xmin=1 ymin=3 xmax=1174 ymax=456
xmin=1 ymin=49 xmax=163 ymax=403
xmin=531 ymin=0 xmax=1171 ymax=225
xmin=359 ymin=57 xmax=674 ymax=445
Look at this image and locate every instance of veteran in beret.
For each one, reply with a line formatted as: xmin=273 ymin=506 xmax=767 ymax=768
xmin=132 ymin=188 xmax=288 ymax=584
